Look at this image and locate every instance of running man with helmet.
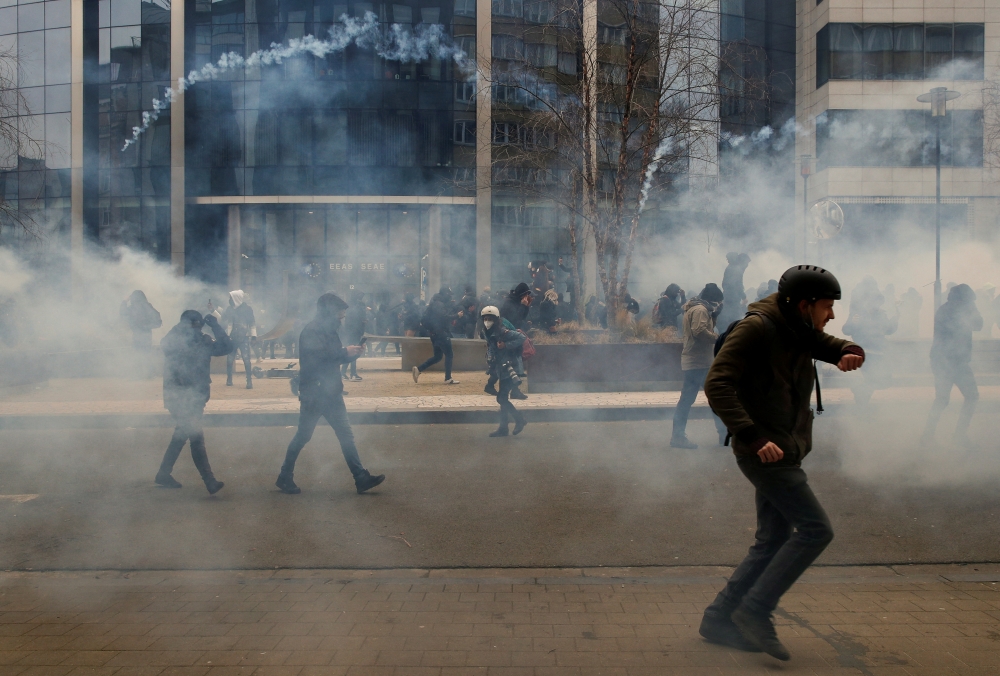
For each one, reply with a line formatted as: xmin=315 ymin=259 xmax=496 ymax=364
xmin=480 ymin=305 xmax=527 ymax=437
xmin=698 ymin=266 xmax=865 ymax=661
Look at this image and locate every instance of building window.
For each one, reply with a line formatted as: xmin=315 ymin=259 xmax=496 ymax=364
xmin=453 ymin=119 xmax=476 ymax=145
xmin=454 ymin=0 xmax=475 ymax=17
xmin=524 ymin=0 xmax=553 ymax=23
xmin=526 ymin=43 xmax=557 ymax=67
xmin=815 ymin=109 xmax=983 ymax=168
xmin=455 ymin=80 xmax=476 ymax=104
xmin=557 ymin=51 xmax=576 ymax=75
xmin=492 ymin=34 xmax=524 ymax=60
xmin=493 ymin=121 xmax=519 ymax=144
xmin=492 ymin=0 xmax=522 ymax=18
xmin=816 ymin=23 xmax=984 ymax=87
xmin=598 ymin=22 xmax=627 ymax=46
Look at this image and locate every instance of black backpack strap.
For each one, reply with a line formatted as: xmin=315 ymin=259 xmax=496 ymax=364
xmin=814 ymin=361 xmax=824 ymax=414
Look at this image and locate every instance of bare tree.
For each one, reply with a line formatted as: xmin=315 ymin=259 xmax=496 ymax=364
xmin=485 ymin=0 xmax=763 ymax=328
xmin=0 ymin=47 xmax=45 ymax=239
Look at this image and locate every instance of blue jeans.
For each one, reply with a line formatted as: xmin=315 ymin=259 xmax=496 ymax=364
xmin=417 ymin=335 xmax=453 ymax=380
xmin=672 ymin=367 xmax=726 ymax=440
xmin=281 ymin=394 xmax=367 ymax=481
xmin=706 ymin=459 xmax=833 ymax=617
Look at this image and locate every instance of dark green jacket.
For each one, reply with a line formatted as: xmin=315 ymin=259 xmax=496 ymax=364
xmin=705 ymin=294 xmax=860 ymax=465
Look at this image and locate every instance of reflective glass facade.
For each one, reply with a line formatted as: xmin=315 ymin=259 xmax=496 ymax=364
xmin=95 ymin=0 xmax=172 ymax=256
xmin=0 ymin=0 xmax=72 ymax=247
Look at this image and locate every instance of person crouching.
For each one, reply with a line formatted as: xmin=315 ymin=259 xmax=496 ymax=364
xmin=481 ymin=305 xmax=527 ymax=437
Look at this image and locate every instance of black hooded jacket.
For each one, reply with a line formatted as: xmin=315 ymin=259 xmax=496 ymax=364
xmin=162 ymin=317 xmax=233 ymax=410
xmin=298 ymin=316 xmax=351 ymax=399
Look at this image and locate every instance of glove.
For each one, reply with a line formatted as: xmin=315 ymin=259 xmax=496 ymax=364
xmin=204 ymin=314 xmax=219 ymax=327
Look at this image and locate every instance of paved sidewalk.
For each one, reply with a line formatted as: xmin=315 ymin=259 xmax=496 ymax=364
xmin=0 ymin=565 xmax=998 ymax=675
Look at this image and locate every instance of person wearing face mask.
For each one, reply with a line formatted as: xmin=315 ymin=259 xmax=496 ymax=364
xmin=276 ymin=293 xmax=386 ymax=495
xmin=671 ymin=283 xmax=728 ymax=449
xmin=481 ymin=305 xmax=527 ymax=437
xmin=698 ymin=266 xmax=864 ymax=661
xmin=155 ymin=310 xmax=233 ymax=494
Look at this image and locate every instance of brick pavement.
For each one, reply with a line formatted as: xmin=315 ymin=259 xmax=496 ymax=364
xmin=1 ymin=565 xmax=999 ymax=675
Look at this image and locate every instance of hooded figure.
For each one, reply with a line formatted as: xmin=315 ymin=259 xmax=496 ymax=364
xmin=155 ymin=310 xmax=232 ymax=494
xmin=501 ymin=282 xmax=533 ymax=332
xmin=120 ymin=290 xmax=162 ymax=350
xmin=654 ymin=284 xmax=686 ymax=329
xmin=412 ymin=287 xmax=462 ymax=384
xmin=277 ymin=293 xmax=386 ymax=495
xmin=671 ymin=283 xmax=727 ymax=448
xmin=922 ymin=283 xmax=983 ymax=446
xmin=215 ymin=290 xmax=257 ymax=389
xmin=718 ymin=253 xmax=751 ymax=329
xmin=481 ymin=305 xmax=527 ymax=437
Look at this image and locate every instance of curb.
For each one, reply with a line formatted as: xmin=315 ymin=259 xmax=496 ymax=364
xmin=0 ymin=404 xmax=865 ymax=429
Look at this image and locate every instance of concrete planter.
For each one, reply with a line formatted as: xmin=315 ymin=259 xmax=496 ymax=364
xmin=400 ymin=337 xmax=488 ymax=372
xmin=529 ymin=342 xmax=683 ymax=392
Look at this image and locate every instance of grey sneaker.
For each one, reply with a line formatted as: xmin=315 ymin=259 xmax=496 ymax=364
xmin=412 ymin=366 xmax=420 ymax=383
xmin=445 ymin=378 xmax=460 ymax=384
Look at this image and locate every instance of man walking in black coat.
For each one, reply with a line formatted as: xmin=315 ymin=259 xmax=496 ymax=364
xmin=155 ymin=310 xmax=233 ymax=494
xmin=276 ymin=293 xmax=386 ymax=495
xmin=412 ymin=287 xmax=462 ymax=384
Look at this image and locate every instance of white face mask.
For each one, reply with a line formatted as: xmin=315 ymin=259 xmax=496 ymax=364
xmin=483 ymin=318 xmax=495 ymax=329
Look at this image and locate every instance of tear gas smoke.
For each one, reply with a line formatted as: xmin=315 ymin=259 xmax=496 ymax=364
xmin=122 ymin=12 xmax=475 ymax=150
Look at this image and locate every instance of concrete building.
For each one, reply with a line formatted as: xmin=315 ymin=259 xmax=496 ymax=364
xmin=796 ymin=0 xmax=997 ymax=265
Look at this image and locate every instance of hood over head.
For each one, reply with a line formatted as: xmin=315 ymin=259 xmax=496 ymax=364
xmin=129 ymin=290 xmax=148 ymax=304
xmin=948 ymin=283 xmax=976 ymax=304
xmin=510 ymin=282 xmax=532 ymax=300
xmin=229 ymin=290 xmax=245 ymax=307
xmin=543 ymin=289 xmax=559 ymax=303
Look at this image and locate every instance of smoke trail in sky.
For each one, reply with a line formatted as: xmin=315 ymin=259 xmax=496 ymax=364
xmin=122 ymin=12 xmax=474 ymax=150
xmin=637 ymin=137 xmax=673 ymax=214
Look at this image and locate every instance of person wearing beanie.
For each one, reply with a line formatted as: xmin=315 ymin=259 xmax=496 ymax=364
xmin=155 ymin=309 xmax=233 ymax=494
xmin=276 ymin=293 xmax=386 ymax=495
xmin=671 ymin=283 xmax=728 ymax=449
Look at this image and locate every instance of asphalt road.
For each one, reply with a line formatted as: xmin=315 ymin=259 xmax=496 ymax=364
xmin=1 ymin=413 xmax=998 ymax=570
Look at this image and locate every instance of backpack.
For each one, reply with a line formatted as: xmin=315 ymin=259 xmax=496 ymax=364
xmin=712 ymin=311 xmax=825 ymax=446
xmin=519 ymin=330 xmax=536 ymax=360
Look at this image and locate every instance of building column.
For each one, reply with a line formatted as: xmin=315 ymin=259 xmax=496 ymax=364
xmin=170 ymin=0 xmax=185 ymax=275
xmin=428 ymin=205 xmax=443 ymax=295
xmin=69 ymin=0 xmax=84 ymax=290
xmin=227 ymin=206 xmax=241 ymax=289
xmin=474 ymin=0 xmax=491 ymax=292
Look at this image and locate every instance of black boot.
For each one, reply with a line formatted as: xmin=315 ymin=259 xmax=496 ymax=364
xmin=205 ymin=478 xmax=225 ymax=494
xmin=699 ymin=609 xmax=762 ymax=652
xmin=510 ymin=387 xmax=528 ymax=400
xmin=355 ymin=472 xmax=386 ymax=494
xmin=512 ymin=415 xmax=526 ymax=436
xmin=484 ymin=383 xmax=498 ymax=396
xmin=226 ymin=377 xmax=233 ymax=386
xmin=246 ymin=378 xmax=253 ymax=390
xmin=489 ymin=425 xmax=509 ymax=437
xmin=154 ymin=472 xmax=182 ymax=488
xmin=731 ymin=605 xmax=790 ymax=661
xmin=275 ymin=473 xmax=301 ymax=494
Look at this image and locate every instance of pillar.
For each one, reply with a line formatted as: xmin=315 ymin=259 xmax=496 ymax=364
xmin=428 ymin=205 xmax=443 ymax=295
xmin=69 ymin=0 xmax=84 ymax=291
xmin=227 ymin=205 xmax=241 ymax=289
xmin=475 ymin=0 xmax=492 ymax=292
xmin=170 ymin=0 xmax=185 ymax=275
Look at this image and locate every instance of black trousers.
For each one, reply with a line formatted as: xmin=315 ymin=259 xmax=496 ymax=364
xmin=706 ymin=458 xmax=833 ymax=617
xmin=417 ymin=336 xmax=453 ymax=380
xmin=496 ymin=378 xmax=524 ymax=428
xmin=227 ymin=337 xmax=252 ymax=382
xmin=280 ymin=394 xmax=367 ymax=481
xmin=924 ymin=360 xmax=979 ymax=438
xmin=159 ymin=402 xmax=216 ymax=481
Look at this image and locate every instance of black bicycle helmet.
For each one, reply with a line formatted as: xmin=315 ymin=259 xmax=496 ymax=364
xmin=778 ymin=265 xmax=842 ymax=304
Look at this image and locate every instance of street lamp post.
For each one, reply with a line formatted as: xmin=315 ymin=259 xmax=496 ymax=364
xmin=916 ymin=87 xmax=960 ymax=310
xmin=800 ymin=154 xmax=812 ymax=262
